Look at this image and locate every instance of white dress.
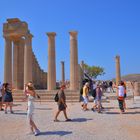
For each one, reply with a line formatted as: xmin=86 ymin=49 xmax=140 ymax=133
xmin=27 ymin=95 xmax=35 ymax=120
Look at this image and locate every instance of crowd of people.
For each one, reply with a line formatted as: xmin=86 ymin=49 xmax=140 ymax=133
xmin=0 ymin=79 xmax=130 ymax=136
xmin=80 ymin=80 xmax=127 ymax=114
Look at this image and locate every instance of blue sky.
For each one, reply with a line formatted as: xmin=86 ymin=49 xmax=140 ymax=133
xmin=0 ymin=0 xmax=140 ymax=82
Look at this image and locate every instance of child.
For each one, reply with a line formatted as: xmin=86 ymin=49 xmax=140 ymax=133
xmin=3 ymin=83 xmax=13 ymax=114
xmin=26 ymin=83 xmax=40 ymax=136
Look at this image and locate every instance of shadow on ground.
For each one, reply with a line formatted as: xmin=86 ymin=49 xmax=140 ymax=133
xmin=35 ymin=108 xmax=53 ymax=110
xmin=13 ymin=112 xmax=27 ymax=115
xmin=72 ymin=118 xmax=93 ymax=122
xmin=105 ymin=111 xmax=140 ymax=115
xmin=39 ymin=131 xmax=72 ymax=136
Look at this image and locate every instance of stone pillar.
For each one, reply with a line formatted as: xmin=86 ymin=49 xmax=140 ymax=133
xmin=69 ymin=31 xmax=79 ymax=90
xmin=18 ymin=38 xmax=25 ymax=89
xmin=134 ymin=82 xmax=140 ymax=101
xmin=32 ymin=52 xmax=36 ymax=85
xmin=115 ymin=55 xmax=121 ymax=85
xmin=24 ymin=33 xmax=33 ymax=85
xmin=13 ymin=40 xmax=20 ymax=89
xmin=46 ymin=32 xmax=56 ymax=90
xmin=4 ymin=37 xmax=12 ymax=84
xmin=61 ymin=61 xmax=65 ymax=84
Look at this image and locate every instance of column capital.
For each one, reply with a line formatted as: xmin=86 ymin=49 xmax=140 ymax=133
xmin=115 ymin=55 xmax=120 ymax=59
xmin=4 ymin=36 xmax=11 ymax=41
xmin=25 ymin=32 xmax=33 ymax=39
xmin=69 ymin=31 xmax=78 ymax=40
xmin=46 ymin=32 xmax=56 ymax=37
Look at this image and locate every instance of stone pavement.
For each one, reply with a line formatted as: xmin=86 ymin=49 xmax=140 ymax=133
xmin=0 ymin=93 xmax=140 ymax=140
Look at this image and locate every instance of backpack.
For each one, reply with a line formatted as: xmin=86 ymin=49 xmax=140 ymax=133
xmin=91 ymin=89 xmax=96 ymax=98
xmin=80 ymin=87 xmax=83 ymax=95
xmin=54 ymin=92 xmax=59 ymax=102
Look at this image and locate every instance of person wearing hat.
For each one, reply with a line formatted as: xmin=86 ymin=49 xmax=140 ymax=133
xmin=26 ymin=82 xmax=40 ymax=136
xmin=82 ymin=82 xmax=89 ymax=111
xmin=54 ymin=85 xmax=71 ymax=122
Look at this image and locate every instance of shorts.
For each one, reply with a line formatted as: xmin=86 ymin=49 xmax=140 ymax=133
xmin=82 ymin=96 xmax=88 ymax=104
xmin=58 ymin=103 xmax=66 ymax=111
xmin=94 ymin=98 xmax=98 ymax=105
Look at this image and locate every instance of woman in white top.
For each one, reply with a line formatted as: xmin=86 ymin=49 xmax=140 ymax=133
xmin=26 ymin=83 xmax=40 ymax=136
xmin=116 ymin=81 xmax=125 ymax=113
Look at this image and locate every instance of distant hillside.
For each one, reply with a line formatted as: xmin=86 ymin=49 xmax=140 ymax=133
xmin=121 ymin=74 xmax=140 ymax=82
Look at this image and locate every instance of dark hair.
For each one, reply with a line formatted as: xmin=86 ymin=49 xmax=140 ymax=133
xmin=119 ymin=81 xmax=124 ymax=86
xmin=4 ymin=83 xmax=9 ymax=89
xmin=27 ymin=85 xmax=34 ymax=90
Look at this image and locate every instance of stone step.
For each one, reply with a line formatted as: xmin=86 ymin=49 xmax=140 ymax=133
xmin=12 ymin=90 xmax=80 ymax=102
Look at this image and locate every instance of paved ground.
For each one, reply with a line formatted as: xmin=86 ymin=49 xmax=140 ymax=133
xmin=0 ymin=93 xmax=140 ymax=140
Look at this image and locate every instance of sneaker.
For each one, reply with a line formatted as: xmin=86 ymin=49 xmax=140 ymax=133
xmin=34 ymin=129 xmax=40 ymax=136
xmin=91 ymin=108 xmax=95 ymax=111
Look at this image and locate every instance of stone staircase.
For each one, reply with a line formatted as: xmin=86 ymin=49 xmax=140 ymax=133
xmin=12 ymin=90 xmax=80 ymax=102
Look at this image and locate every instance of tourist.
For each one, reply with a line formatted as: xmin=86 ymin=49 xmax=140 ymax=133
xmin=91 ymin=81 xmax=97 ymax=111
xmin=3 ymin=83 xmax=13 ymax=114
xmin=109 ymin=81 xmax=114 ymax=93
xmin=26 ymin=82 xmax=40 ymax=136
xmin=54 ymin=84 xmax=71 ymax=122
xmin=116 ymin=81 xmax=125 ymax=114
xmin=95 ymin=84 xmax=103 ymax=113
xmin=123 ymin=81 xmax=127 ymax=109
xmin=82 ymin=82 xmax=89 ymax=111
xmin=0 ymin=82 xmax=4 ymax=111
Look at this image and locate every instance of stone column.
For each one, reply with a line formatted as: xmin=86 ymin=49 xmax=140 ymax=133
xmin=24 ymin=33 xmax=33 ymax=85
xmin=134 ymin=82 xmax=140 ymax=101
xmin=13 ymin=40 xmax=20 ymax=89
xmin=61 ymin=61 xmax=65 ymax=84
xmin=13 ymin=39 xmax=24 ymax=89
xmin=46 ymin=32 xmax=56 ymax=90
xmin=32 ymin=52 xmax=36 ymax=85
xmin=69 ymin=31 xmax=79 ymax=90
xmin=4 ymin=37 xmax=12 ymax=84
xmin=115 ymin=55 xmax=121 ymax=85
xmin=18 ymin=38 xmax=25 ymax=89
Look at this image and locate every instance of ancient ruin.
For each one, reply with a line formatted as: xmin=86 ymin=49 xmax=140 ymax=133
xmin=3 ymin=18 xmax=47 ymax=89
xmin=115 ymin=55 xmax=121 ymax=85
xmin=3 ymin=18 xmax=82 ymax=93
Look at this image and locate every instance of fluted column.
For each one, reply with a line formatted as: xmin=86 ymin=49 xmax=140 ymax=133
xmin=19 ymin=38 xmax=25 ymax=89
xmin=24 ymin=33 xmax=33 ymax=85
xmin=4 ymin=37 xmax=12 ymax=84
xmin=13 ymin=40 xmax=20 ymax=89
xmin=46 ymin=32 xmax=56 ymax=90
xmin=61 ymin=61 xmax=65 ymax=84
xmin=115 ymin=55 xmax=121 ymax=85
xmin=69 ymin=31 xmax=79 ymax=90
